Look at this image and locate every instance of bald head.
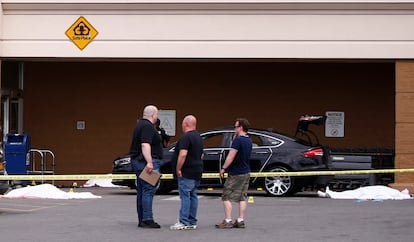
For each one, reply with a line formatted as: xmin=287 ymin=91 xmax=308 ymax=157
xmin=142 ymin=105 xmax=158 ymax=123
xmin=182 ymin=115 xmax=197 ymax=132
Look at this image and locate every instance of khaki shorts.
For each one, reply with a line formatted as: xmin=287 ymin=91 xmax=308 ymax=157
xmin=222 ymin=173 xmax=250 ymax=202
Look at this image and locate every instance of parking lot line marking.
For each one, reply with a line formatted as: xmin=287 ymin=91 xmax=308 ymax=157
xmin=163 ymin=195 xmax=205 ymax=201
xmin=0 ymin=203 xmax=61 ymax=212
xmin=0 ymin=198 xmax=79 ymax=213
xmin=0 ymin=207 xmax=48 ymax=212
xmin=0 ymin=200 xmax=69 ymax=206
xmin=278 ymin=199 xmax=302 ymax=202
xmin=163 ymin=196 xmax=181 ymax=201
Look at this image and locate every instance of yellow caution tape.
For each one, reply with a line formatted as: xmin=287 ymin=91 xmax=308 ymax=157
xmin=0 ymin=168 xmax=414 ymax=181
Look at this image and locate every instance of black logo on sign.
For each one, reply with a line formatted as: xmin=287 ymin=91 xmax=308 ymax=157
xmin=74 ymin=21 xmax=90 ymax=36
xmin=72 ymin=21 xmax=92 ymax=40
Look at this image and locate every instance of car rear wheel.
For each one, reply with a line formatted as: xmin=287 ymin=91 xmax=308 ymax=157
xmin=263 ymin=166 xmax=295 ymax=197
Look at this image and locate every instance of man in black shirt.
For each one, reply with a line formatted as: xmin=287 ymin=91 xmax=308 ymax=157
xmin=170 ymin=115 xmax=204 ymax=230
xmin=129 ymin=105 xmax=163 ymax=229
xmin=155 ymin=118 xmax=170 ymax=148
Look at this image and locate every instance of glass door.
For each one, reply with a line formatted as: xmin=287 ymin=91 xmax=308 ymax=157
xmin=1 ymin=89 xmax=24 ymax=141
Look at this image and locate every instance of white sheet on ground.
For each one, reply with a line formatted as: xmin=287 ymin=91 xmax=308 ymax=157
xmin=318 ymin=185 xmax=412 ymax=200
xmin=1 ymin=184 xmax=101 ymax=199
xmin=83 ymin=178 xmax=126 ymax=188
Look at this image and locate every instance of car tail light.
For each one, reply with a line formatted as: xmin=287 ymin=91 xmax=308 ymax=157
xmin=304 ymin=148 xmax=324 ymax=157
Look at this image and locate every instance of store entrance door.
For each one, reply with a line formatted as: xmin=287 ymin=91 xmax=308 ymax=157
xmin=1 ymin=89 xmax=24 ymax=141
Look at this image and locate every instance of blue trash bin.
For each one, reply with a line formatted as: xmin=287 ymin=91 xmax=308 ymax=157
xmin=4 ymin=134 xmax=31 ymax=175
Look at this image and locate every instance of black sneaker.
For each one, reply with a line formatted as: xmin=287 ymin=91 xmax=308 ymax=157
xmin=141 ymin=220 xmax=161 ymax=229
xmin=233 ymin=220 xmax=245 ymax=228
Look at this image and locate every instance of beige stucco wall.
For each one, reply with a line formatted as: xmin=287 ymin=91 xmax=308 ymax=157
xmin=2 ymin=0 xmax=414 ymax=58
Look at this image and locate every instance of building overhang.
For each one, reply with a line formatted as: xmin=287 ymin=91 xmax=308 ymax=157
xmin=4 ymin=0 xmax=414 ymax=12
xmin=2 ymin=0 xmax=414 ymax=59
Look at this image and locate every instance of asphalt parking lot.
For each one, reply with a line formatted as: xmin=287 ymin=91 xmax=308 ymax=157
xmin=1 ymin=187 xmax=413 ymax=242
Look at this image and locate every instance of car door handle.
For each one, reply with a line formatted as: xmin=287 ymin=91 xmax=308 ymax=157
xmin=255 ymin=151 xmax=269 ymax=154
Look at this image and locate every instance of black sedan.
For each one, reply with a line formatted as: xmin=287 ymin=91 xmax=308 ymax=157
xmin=112 ymin=125 xmax=332 ymax=197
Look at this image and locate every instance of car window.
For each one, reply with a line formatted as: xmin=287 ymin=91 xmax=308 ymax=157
xmin=203 ymin=133 xmax=226 ymax=148
xmin=249 ymin=134 xmax=262 ymax=147
xmin=249 ymin=133 xmax=282 ymax=147
xmin=262 ymin=135 xmax=282 ymax=146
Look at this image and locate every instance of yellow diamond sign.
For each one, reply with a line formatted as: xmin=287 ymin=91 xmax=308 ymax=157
xmin=65 ymin=16 xmax=98 ymax=50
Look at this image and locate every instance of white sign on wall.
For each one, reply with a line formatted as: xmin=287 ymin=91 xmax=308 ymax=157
xmin=325 ymin=111 xmax=345 ymax=137
xmin=158 ymin=110 xmax=176 ymax=136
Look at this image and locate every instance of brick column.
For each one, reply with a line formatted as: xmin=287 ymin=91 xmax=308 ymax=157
xmin=389 ymin=61 xmax=414 ymax=192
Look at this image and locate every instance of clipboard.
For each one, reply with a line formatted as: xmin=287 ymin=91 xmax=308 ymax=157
xmin=139 ymin=169 xmax=161 ymax=186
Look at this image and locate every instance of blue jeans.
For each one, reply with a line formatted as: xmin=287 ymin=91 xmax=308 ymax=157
xmin=178 ymin=177 xmax=200 ymax=226
xmin=132 ymin=158 xmax=161 ymax=224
